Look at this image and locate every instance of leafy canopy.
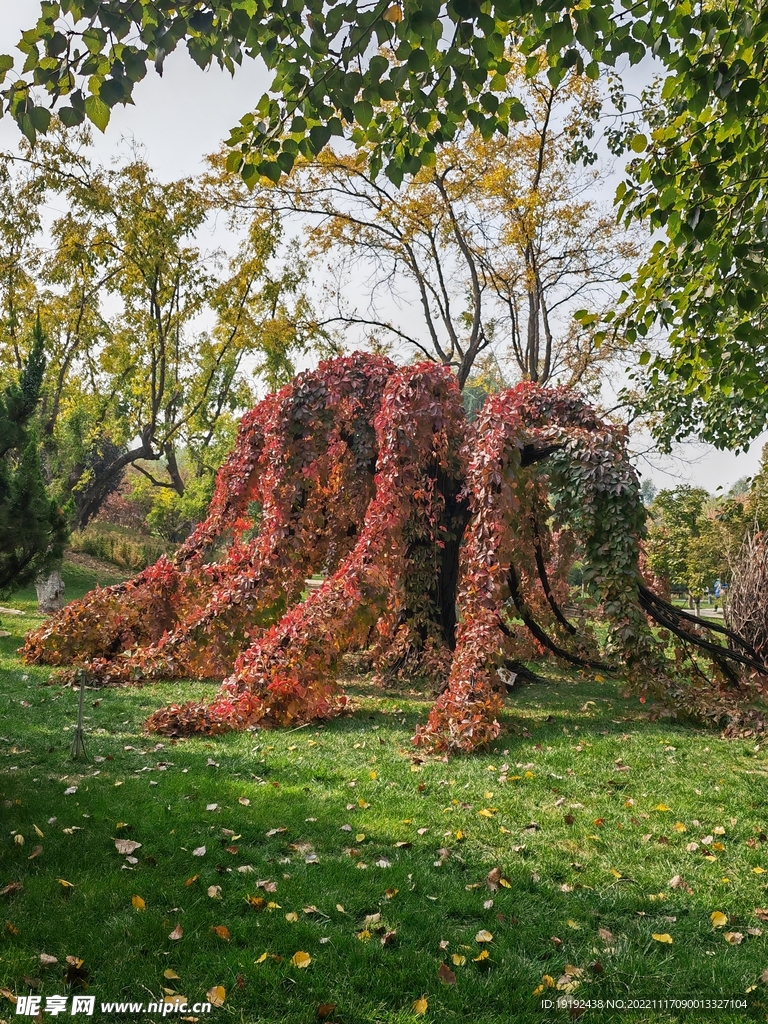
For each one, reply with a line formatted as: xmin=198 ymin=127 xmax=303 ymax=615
xmin=6 ymin=1 xmax=768 ymax=447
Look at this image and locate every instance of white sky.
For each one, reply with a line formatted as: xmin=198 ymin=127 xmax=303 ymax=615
xmin=1 ymin=0 xmax=765 ymax=493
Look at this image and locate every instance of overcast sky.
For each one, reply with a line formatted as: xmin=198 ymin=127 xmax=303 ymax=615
xmin=1 ymin=0 xmax=765 ymax=493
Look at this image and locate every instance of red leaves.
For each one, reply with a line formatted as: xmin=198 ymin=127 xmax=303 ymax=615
xmin=24 ymin=352 xmax=751 ymax=750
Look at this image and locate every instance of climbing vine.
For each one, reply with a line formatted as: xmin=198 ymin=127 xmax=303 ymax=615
xmin=22 ymin=354 xmax=768 ymax=751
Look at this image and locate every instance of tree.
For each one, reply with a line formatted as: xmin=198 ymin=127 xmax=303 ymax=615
xmin=0 ymin=132 xmax=321 ymax=528
xmin=9 ymin=2 xmax=768 ymax=449
xmin=230 ymin=59 xmax=637 ymax=390
xmin=0 ymin=320 xmax=67 ymax=592
xmin=22 ymin=354 xmax=768 ymax=750
xmin=646 ymin=485 xmax=739 ymax=614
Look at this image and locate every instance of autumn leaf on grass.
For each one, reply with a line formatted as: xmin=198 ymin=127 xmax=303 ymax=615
xmin=438 ymin=962 xmax=456 ymax=985
xmin=207 ymin=986 xmax=226 ymax=1007
xmin=711 ymin=911 xmax=728 ymax=929
xmin=473 ymin=949 xmax=490 ymax=962
xmin=207 ymin=886 xmax=222 ymax=899
xmin=57 ymin=879 xmax=75 ymax=889
xmin=131 ymin=895 xmax=146 ymax=911
xmin=164 ymin=969 xmax=181 ymax=980
xmin=211 ymin=925 xmax=231 ymax=941
xmin=115 ymin=840 xmax=142 ymax=855
xmin=246 ymin=895 xmax=265 ymax=910
xmin=669 ymin=875 xmax=693 ymax=894
xmin=317 ymin=1003 xmax=337 ymax=1020
xmin=184 ymin=875 xmax=199 ymax=887
xmin=39 ymin=954 xmax=57 ymax=968
xmin=413 ymin=996 xmax=428 ymax=1015
xmin=652 ymin=933 xmax=673 ymax=943
xmin=0 ymin=882 xmax=22 ymax=897
xmin=285 ymin=912 xmax=299 ymax=923
xmin=475 ymin=930 xmax=493 ymax=942
xmin=191 ymin=846 xmax=206 ymax=857
xmin=28 ymin=846 xmax=42 ymax=860
xmin=291 ymin=951 xmax=311 ymax=969
xmin=452 ymin=954 xmax=466 ymax=966
xmin=724 ymin=932 xmax=743 ymax=944
xmin=168 ymin=923 xmax=183 ymax=940
xmin=598 ymin=927 xmax=615 ymax=944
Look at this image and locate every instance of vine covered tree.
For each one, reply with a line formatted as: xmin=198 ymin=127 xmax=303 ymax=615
xmin=23 ymin=353 xmax=768 ymax=751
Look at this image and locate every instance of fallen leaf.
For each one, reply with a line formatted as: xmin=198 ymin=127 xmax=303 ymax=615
xmin=724 ymin=931 xmax=743 ymax=944
xmin=246 ymin=896 xmax=265 ymax=910
xmin=211 ymin=925 xmax=231 ymax=941
xmin=39 ymin=954 xmax=57 ymax=967
xmin=185 ymin=875 xmax=199 ymax=886
xmin=438 ymin=962 xmax=456 ymax=985
xmin=285 ymin=912 xmax=299 ymax=923
xmin=413 ymin=996 xmax=428 ymax=1015
xmin=473 ymin=949 xmax=490 ymax=962
xmin=168 ymin=923 xmax=183 ymax=940
xmin=164 ymin=970 xmax=181 ymax=980
xmin=317 ymin=1003 xmax=337 ymax=1020
xmin=711 ymin=911 xmax=728 ymax=929
xmin=652 ymin=933 xmax=673 ymax=943
xmin=475 ymin=929 xmax=493 ymax=942
xmin=255 ymin=952 xmax=269 ymax=964
xmin=486 ymin=866 xmax=501 ymax=891
xmin=0 ymin=882 xmax=22 ymax=897
xmin=598 ymin=927 xmax=614 ymax=943
xmin=238 ymin=797 xmax=250 ymax=806
xmin=57 ymin=878 xmax=75 ymax=888
xmin=381 ymin=930 xmax=397 ymax=946
xmin=131 ymin=895 xmax=146 ymax=911
xmin=27 ymin=845 xmax=43 ymax=860
xmin=669 ymin=875 xmax=693 ymax=894
xmin=206 ymin=985 xmax=226 ymax=1008
xmin=192 ymin=846 xmax=206 ymax=857
xmin=452 ymin=953 xmax=466 ymax=966
xmin=115 ymin=840 xmax=142 ymax=855
xmin=207 ymin=886 xmax=222 ymax=899
xmin=655 ymin=804 xmax=670 ymax=812
xmin=291 ymin=951 xmax=311 ymax=968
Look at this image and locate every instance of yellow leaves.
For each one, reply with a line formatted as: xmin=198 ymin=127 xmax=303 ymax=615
xmin=473 ymin=949 xmax=490 ymax=962
xmin=33 ymin=824 xmax=44 ymax=839
xmin=14 ymin=833 xmax=23 ymax=846
xmin=285 ymin=912 xmax=299 ymax=923
xmin=651 ymin=933 xmax=673 ymax=943
xmin=238 ymin=797 xmax=250 ymax=806
xmin=672 ymin=822 xmax=687 ymax=833
xmin=369 ymin=771 xmax=377 ymax=780
xmin=711 ymin=911 xmax=728 ymax=929
xmin=451 ymin=953 xmax=466 ymax=966
xmin=412 ymin=996 xmax=428 ymax=1015
xmin=206 ymin=985 xmax=226 ymax=1007
xmin=752 ymin=867 xmax=766 ymax=874
xmin=533 ymin=975 xmax=556 ymax=995
xmin=654 ymin=804 xmax=670 ymax=812
xmin=211 ymin=925 xmax=231 ymax=941
xmin=131 ymin=895 xmax=146 ymax=911
xmin=724 ymin=931 xmax=743 ymax=945
xmin=455 ymin=830 xmax=465 ymax=841
xmin=358 ymin=799 xmax=370 ymax=809
xmin=356 ymin=929 xmax=371 ymax=942
xmin=478 ymin=808 xmax=496 ymax=818
xmin=184 ymin=875 xmax=199 ymax=887
xmin=567 ymin=920 xmax=581 ymax=930
xmin=475 ymin=930 xmax=493 ymax=942
xmin=524 ymin=771 xmax=535 ymax=779
xmin=246 ymin=895 xmax=265 ymax=910
xmin=56 ymin=878 xmax=75 ymax=889
xmin=336 ymin=904 xmax=345 ymax=913
xmin=355 ymin=834 xmax=366 ymax=842
xmin=168 ymin=923 xmax=183 ymax=940
xmin=256 ymin=952 xmax=269 ymax=964
xmin=163 ymin=969 xmax=180 ymax=980
xmin=290 ymin=951 xmax=311 ymax=969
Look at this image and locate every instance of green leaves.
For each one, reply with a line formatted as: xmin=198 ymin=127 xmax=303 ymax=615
xmin=84 ymin=94 xmax=109 ymax=132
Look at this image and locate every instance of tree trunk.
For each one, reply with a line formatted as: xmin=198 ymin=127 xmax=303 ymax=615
xmin=36 ymin=568 xmax=65 ymax=613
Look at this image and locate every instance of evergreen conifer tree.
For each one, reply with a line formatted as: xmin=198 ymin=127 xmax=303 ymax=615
xmin=0 ymin=320 xmax=67 ymax=592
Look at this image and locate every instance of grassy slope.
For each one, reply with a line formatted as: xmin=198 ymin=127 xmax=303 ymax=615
xmin=1 ymin=569 xmax=767 ymax=1023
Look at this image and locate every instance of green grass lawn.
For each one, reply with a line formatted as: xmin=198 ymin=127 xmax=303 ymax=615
xmin=1 ymin=570 xmax=768 ymax=1023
